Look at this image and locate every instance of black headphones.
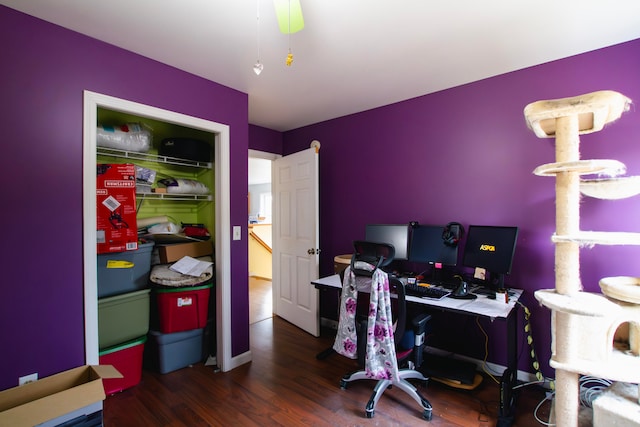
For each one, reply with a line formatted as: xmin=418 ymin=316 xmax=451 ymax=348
xmin=442 ymin=222 xmax=464 ymax=247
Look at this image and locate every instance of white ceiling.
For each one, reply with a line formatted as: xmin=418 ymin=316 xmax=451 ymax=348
xmin=3 ymin=1 xmax=640 ymax=132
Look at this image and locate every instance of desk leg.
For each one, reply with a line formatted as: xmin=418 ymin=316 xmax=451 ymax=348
xmin=496 ymin=305 xmax=519 ymax=427
xmin=316 ymin=286 xmax=338 ymax=360
xmin=316 ymin=347 xmax=335 ymax=360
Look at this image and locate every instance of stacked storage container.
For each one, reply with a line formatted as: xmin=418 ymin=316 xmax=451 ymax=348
xmin=97 ymin=241 xmax=154 ymax=395
xmin=96 ymin=121 xmax=216 ymax=377
xmin=145 ymin=242 xmax=214 ymax=374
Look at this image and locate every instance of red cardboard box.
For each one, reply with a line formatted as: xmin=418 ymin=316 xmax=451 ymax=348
xmin=97 ymin=164 xmax=138 ymax=254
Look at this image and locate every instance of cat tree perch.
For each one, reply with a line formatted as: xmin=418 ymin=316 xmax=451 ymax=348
xmin=524 ymin=90 xmax=640 ymax=427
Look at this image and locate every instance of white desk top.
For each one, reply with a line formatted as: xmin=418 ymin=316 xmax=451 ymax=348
xmin=311 ymin=274 xmax=522 ymax=320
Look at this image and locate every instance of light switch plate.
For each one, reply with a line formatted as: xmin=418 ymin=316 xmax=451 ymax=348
xmin=233 ymin=226 xmax=241 ymax=240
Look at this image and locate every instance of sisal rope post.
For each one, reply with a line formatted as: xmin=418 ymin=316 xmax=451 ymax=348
xmin=554 ymin=114 xmax=581 ymax=295
xmin=553 ymin=114 xmax=582 ymax=427
xmin=555 ymin=369 xmax=580 ymax=427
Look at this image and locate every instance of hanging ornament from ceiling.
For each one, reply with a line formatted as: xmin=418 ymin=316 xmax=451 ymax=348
xmin=253 ymin=0 xmax=263 ymax=75
xmin=254 ymin=0 xmax=304 ymax=72
xmin=274 ymin=0 xmax=304 ymax=67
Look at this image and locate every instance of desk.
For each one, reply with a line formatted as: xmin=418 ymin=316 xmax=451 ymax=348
xmin=312 ymin=274 xmax=522 ymax=427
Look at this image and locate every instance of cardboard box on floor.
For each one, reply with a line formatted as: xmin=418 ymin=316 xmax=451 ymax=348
xmin=0 ymin=365 xmax=121 ymax=427
xmin=156 ymin=240 xmax=213 ymax=264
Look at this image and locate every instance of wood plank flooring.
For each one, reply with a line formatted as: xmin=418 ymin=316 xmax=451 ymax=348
xmin=103 ymin=316 xmax=551 ymax=426
xmin=249 ymin=277 xmax=272 ymax=324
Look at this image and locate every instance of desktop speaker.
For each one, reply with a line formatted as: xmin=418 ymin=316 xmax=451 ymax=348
xmin=442 ymin=222 xmax=464 ymax=247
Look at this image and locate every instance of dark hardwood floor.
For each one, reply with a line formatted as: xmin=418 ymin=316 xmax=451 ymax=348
xmin=103 ymin=316 xmax=550 ymax=426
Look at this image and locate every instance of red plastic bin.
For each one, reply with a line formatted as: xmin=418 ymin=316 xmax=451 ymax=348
xmin=154 ymin=283 xmax=212 ymax=333
xmin=99 ymin=336 xmax=146 ymax=395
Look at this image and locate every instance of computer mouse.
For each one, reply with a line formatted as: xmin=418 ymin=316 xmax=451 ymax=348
xmin=487 ymin=293 xmax=496 ymax=300
xmin=448 ymin=280 xmax=478 ymax=300
xmin=452 ymin=280 xmax=469 ymax=297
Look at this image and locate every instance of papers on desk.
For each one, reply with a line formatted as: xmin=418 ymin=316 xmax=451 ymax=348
xmin=462 ymin=295 xmax=518 ymax=319
xmin=311 ymin=274 xmax=522 ymax=320
xmin=311 ymin=274 xmax=342 ymax=288
xmin=404 ymin=289 xmax=522 ymax=319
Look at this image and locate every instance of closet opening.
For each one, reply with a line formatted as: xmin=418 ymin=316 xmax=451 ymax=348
xmin=82 ymin=91 xmax=233 ymax=371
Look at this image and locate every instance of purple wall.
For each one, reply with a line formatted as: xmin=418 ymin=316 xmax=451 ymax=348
xmin=249 ymin=124 xmax=283 ymax=154
xmin=0 ymin=6 xmax=250 ymax=390
xmin=283 ymin=39 xmax=640 ymax=376
xmin=2 ymin=4 xmax=640 ymax=387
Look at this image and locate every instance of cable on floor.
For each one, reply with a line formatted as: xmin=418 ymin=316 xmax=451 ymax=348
xmin=579 ymin=375 xmax=612 ymax=408
xmin=534 ymin=390 xmax=555 ymax=426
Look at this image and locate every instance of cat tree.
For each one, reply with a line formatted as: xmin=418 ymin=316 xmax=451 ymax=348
xmin=524 ymin=90 xmax=640 ymax=427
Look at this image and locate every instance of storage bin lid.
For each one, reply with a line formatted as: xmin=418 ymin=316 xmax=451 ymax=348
xmin=98 ymin=288 xmax=150 ymax=304
xmin=153 ymin=282 xmax=213 ymax=293
xmin=148 ymin=327 xmax=204 ymax=344
xmin=99 ymin=335 xmax=148 ymax=356
xmin=98 ymin=241 xmax=155 ymax=258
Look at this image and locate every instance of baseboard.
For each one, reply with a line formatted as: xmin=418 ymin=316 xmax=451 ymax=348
xmin=225 ymin=350 xmax=252 ymax=372
xmin=249 ymin=274 xmax=272 ymax=281
xmin=425 ymin=346 xmax=552 ymax=390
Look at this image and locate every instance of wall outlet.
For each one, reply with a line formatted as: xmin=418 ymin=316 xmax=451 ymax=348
xmin=19 ymin=372 xmax=38 ymax=386
xmin=233 ymin=226 xmax=241 ymax=240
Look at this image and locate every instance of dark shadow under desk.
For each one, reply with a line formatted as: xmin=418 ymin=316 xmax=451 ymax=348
xmin=311 ymin=274 xmax=523 ymax=427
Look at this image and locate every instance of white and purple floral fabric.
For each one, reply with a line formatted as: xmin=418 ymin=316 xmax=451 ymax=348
xmin=333 ymin=266 xmax=399 ymax=381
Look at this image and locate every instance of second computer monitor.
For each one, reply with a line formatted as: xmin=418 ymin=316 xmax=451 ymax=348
xmin=365 ymin=224 xmax=410 ymax=260
xmin=462 ymin=225 xmax=518 ymax=288
xmin=408 ymin=225 xmax=459 ymax=266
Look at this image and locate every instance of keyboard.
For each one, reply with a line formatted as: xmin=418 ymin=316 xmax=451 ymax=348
xmin=431 ymin=280 xmax=459 ymax=290
xmin=405 ymin=283 xmax=450 ymax=300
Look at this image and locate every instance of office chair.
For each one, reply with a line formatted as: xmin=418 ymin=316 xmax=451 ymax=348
xmin=336 ymin=240 xmax=433 ymax=420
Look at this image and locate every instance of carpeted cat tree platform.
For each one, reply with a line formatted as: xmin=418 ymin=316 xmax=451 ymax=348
xmin=524 ymin=90 xmax=640 ymax=427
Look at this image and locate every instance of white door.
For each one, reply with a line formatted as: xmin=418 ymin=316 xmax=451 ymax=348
xmin=272 ymin=146 xmax=320 ymax=336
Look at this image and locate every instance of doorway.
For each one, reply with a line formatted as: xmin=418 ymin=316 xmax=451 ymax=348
xmin=248 ymin=150 xmax=279 ymax=324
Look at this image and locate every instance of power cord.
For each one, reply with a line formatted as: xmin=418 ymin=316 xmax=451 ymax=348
xmin=534 ymin=390 xmax=555 ymax=426
xmin=475 ymin=300 xmax=577 ymax=426
xmin=475 ymin=316 xmax=500 ymax=384
xmin=579 ymin=375 xmax=611 ymax=408
xmin=475 ymin=301 xmax=556 ymax=390
xmin=517 ymin=301 xmax=557 ymax=426
xmin=515 ymin=301 xmax=555 ymax=391
xmin=530 ymin=375 xmax=611 ymax=426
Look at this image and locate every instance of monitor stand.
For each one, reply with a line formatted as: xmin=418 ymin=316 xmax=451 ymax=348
xmin=496 ymin=272 xmax=505 ymax=291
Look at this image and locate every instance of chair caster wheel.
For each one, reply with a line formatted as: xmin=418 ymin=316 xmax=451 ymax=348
xmin=340 ymin=380 xmax=347 ymax=389
xmin=423 ymin=409 xmax=432 ymax=421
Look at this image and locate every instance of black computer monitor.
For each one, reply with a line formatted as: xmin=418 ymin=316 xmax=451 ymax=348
xmin=462 ymin=225 xmax=518 ymax=289
xmin=365 ymin=224 xmax=410 ymax=260
xmin=409 ymin=225 xmax=458 ymax=266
